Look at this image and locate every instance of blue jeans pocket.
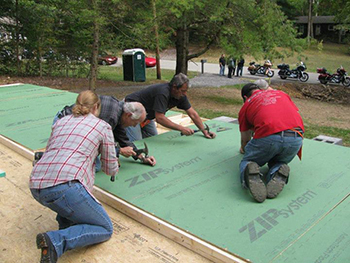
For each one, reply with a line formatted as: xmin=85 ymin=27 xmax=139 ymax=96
xmin=47 ymin=194 xmax=74 ymax=218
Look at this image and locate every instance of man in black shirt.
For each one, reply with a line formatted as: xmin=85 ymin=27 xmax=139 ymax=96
xmin=125 ymin=73 xmax=216 ymax=141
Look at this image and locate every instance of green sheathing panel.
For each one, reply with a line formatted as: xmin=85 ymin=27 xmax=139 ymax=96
xmin=95 ymin=121 xmax=350 ymax=262
xmin=0 ymin=84 xmax=77 ymax=150
xmin=1 ymin=84 xmax=350 ymax=262
xmin=273 ymin=196 xmax=350 ymax=262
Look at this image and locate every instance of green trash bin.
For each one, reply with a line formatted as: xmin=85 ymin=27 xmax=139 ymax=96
xmin=122 ymin=48 xmax=146 ymax=82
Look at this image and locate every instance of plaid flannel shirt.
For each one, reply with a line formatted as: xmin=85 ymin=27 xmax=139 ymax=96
xmin=30 ymin=113 xmax=119 ymax=193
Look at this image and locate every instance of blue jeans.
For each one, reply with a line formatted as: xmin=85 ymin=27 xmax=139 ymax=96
xmin=239 ymin=134 xmax=303 ymax=188
xmin=219 ymin=65 xmax=225 ymax=76
xmin=236 ymin=66 xmax=243 ymax=76
xmin=30 ymin=181 xmax=113 ymax=258
xmin=125 ymin=120 xmax=158 ymax=142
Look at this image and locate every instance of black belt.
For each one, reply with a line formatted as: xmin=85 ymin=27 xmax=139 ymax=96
xmin=274 ymin=129 xmax=303 ymax=137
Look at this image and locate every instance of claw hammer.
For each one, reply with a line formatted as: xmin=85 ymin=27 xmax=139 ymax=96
xmin=180 ymin=123 xmax=210 ymax=136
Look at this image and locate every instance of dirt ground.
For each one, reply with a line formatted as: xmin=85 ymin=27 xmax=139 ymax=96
xmin=1 ymin=75 xmax=349 ymax=133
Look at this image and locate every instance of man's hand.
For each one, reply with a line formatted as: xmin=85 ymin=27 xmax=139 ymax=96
xmin=180 ymin=126 xmax=195 ymax=136
xmin=138 ymin=155 xmax=157 ymax=166
xmin=119 ymin=146 xmax=136 ymax=157
xmin=240 ymin=146 xmax=245 ymax=154
xmin=203 ymin=130 xmax=216 ymax=139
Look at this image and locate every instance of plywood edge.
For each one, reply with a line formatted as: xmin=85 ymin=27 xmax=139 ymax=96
xmin=0 ymin=135 xmax=34 ymax=161
xmin=93 ymin=186 xmax=250 ymax=263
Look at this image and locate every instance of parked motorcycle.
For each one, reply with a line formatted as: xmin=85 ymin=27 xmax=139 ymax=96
xmin=277 ymin=62 xmax=309 ymax=82
xmin=248 ymin=60 xmax=274 ymax=77
xmin=317 ymin=66 xmax=350 ymax=87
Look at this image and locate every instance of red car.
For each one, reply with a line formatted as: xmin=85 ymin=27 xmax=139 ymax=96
xmin=145 ymin=56 xmax=156 ymax=68
xmin=98 ymin=52 xmax=118 ymax=65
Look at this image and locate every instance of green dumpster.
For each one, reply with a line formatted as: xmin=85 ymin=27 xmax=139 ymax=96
xmin=122 ymin=48 xmax=146 ymax=82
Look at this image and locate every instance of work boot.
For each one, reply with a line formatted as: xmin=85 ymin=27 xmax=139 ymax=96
xmin=266 ymin=164 xmax=290 ymax=199
xmin=36 ymin=233 xmax=57 ymax=263
xmin=244 ymin=162 xmax=267 ymax=203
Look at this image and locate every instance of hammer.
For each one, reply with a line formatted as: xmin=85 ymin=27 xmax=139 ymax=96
xmin=110 ymin=142 xmax=149 ymax=182
xmin=181 ymin=123 xmax=210 ymax=136
xmin=134 ymin=142 xmax=149 ymax=157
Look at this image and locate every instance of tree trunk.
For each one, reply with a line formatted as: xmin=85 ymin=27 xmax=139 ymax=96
xmin=15 ymin=0 xmax=20 ymax=75
xmin=175 ymin=24 xmax=188 ymax=75
xmin=152 ymin=0 xmax=161 ymax=80
xmin=307 ymin=0 xmax=313 ymax=43
xmin=38 ymin=39 xmax=43 ymax=77
xmin=89 ymin=0 xmax=99 ymax=91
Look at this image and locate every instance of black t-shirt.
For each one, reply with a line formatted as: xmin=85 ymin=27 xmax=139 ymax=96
xmin=125 ymin=83 xmax=191 ymax=120
xmin=219 ymin=57 xmax=226 ymax=66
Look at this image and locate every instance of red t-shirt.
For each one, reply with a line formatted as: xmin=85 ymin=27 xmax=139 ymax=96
xmin=238 ymin=90 xmax=304 ymax=139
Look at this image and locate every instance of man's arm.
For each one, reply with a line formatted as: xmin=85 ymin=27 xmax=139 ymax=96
xmin=186 ymin=107 xmax=216 ymax=139
xmin=240 ymin=130 xmax=253 ymax=154
xmin=155 ymin=111 xmax=194 ymax=135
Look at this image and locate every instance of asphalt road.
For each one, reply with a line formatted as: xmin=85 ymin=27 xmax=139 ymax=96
xmin=160 ymin=59 xmax=320 ymax=85
xmin=112 ymin=59 xmax=321 ymax=85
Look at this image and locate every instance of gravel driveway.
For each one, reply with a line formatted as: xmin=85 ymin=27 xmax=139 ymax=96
xmin=190 ymin=73 xmax=247 ymax=87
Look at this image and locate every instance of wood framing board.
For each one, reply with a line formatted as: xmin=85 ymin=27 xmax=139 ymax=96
xmin=94 ymin=120 xmax=350 ymax=262
xmin=0 ymin=83 xmax=77 ymax=150
xmin=0 ymin=142 xmax=213 ymax=263
xmin=158 ymin=112 xmax=208 ymax=134
xmin=93 ymin=187 xmax=247 ymax=263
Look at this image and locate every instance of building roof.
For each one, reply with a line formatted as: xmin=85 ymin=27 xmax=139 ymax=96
xmin=294 ymin=16 xmax=335 ymax=24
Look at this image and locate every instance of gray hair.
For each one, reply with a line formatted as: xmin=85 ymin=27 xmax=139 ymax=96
xmin=169 ymin=73 xmax=189 ymax=89
xmin=123 ymin=102 xmax=145 ymax=120
xmin=254 ymin=79 xmax=269 ymax=90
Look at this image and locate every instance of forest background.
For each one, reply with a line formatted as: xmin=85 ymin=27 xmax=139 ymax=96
xmin=1 ymin=0 xmax=350 ymax=146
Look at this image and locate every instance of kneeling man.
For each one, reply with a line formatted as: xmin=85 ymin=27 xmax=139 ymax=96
xmin=238 ymin=83 xmax=304 ymax=203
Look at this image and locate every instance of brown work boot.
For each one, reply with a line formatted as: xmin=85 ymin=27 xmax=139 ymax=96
xmin=36 ymin=233 xmax=57 ymax=263
xmin=244 ymin=162 xmax=267 ymax=203
xmin=267 ymin=164 xmax=290 ymax=199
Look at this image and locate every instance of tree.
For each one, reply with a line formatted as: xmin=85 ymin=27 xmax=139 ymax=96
xmin=307 ymin=0 xmax=313 ymax=43
xmin=151 ymin=0 xmax=302 ymax=75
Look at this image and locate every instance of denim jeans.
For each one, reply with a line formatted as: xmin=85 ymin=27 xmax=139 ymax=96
xmin=219 ymin=65 xmax=225 ymax=76
xmin=30 ymin=181 xmax=113 ymax=258
xmin=239 ymin=134 xmax=303 ymax=188
xmin=125 ymin=120 xmax=158 ymax=142
xmin=236 ymin=66 xmax=243 ymax=76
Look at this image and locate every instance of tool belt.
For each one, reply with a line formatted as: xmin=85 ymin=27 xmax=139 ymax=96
xmin=274 ymin=128 xmax=303 ymax=137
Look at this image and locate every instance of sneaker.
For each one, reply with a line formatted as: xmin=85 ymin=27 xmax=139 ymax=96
xmin=36 ymin=233 xmax=57 ymax=263
xmin=266 ymin=164 xmax=290 ymax=199
xmin=244 ymin=162 xmax=267 ymax=203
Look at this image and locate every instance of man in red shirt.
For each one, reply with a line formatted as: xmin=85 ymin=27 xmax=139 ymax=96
xmin=238 ymin=83 xmax=304 ymax=203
